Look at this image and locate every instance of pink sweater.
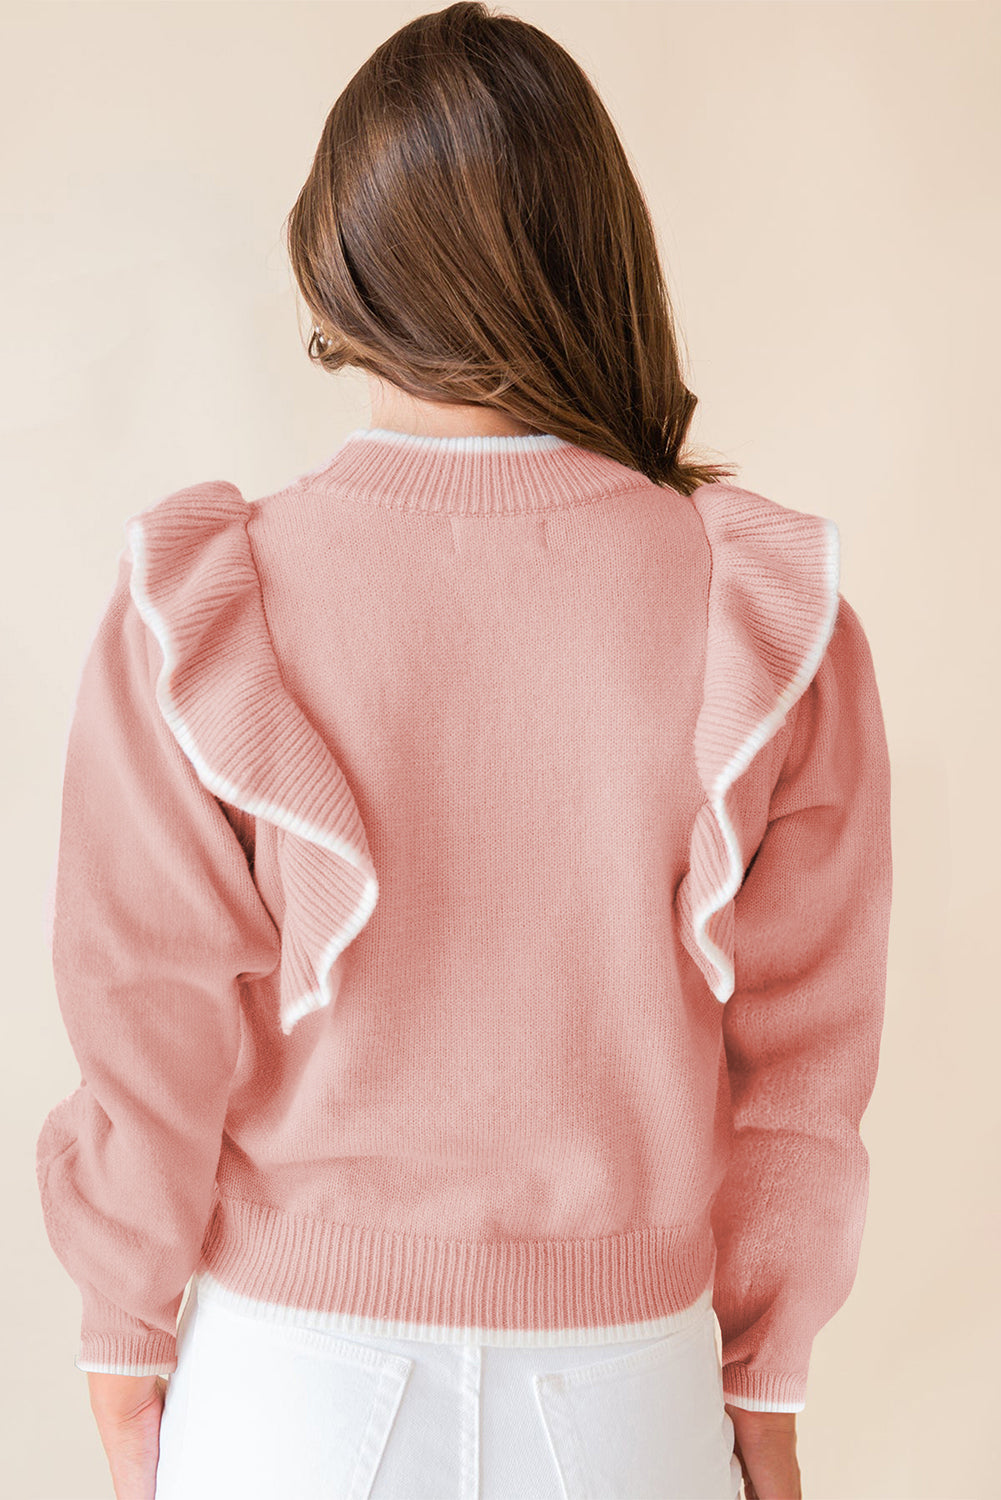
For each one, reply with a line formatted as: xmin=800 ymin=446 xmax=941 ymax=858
xmin=35 ymin=427 xmax=892 ymax=1412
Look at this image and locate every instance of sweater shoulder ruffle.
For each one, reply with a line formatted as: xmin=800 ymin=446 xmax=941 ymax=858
xmin=124 ymin=475 xmax=840 ymax=1026
xmin=677 ymin=481 xmax=842 ymax=1003
xmin=124 ymin=480 xmax=378 ymax=1036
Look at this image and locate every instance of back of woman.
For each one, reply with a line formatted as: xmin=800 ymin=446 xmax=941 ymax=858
xmin=35 ymin=6 xmax=893 ymax=1499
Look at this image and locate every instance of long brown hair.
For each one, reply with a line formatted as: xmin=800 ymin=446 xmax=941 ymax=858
xmin=283 ymin=1 xmax=737 ymax=495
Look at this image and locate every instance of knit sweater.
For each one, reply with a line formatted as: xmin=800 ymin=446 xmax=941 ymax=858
xmin=35 ymin=427 xmax=892 ymax=1413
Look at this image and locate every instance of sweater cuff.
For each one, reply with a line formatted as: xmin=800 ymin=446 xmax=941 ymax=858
xmin=722 ymin=1365 xmax=806 ymax=1413
xmin=76 ymin=1297 xmax=179 ymax=1376
xmin=76 ymin=1327 xmax=177 ymax=1376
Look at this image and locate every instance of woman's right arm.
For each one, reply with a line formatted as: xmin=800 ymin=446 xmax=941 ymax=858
xmin=727 ymin=1407 xmax=802 ymax=1500
xmin=711 ymin=595 xmax=893 ymax=1416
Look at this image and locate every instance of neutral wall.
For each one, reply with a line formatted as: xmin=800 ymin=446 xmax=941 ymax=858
xmin=4 ymin=3 xmax=997 ymax=1497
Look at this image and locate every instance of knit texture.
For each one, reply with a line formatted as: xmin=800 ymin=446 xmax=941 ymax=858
xmin=36 ymin=427 xmax=893 ymax=1411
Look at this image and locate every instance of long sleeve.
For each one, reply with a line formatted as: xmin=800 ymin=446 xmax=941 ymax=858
xmin=35 ymin=545 xmax=282 ymax=1375
xmin=710 ymin=595 xmax=893 ymax=1412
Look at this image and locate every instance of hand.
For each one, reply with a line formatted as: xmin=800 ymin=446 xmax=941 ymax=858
xmin=86 ymin=1371 xmax=167 ymax=1500
xmin=725 ymin=1404 xmax=802 ymax=1500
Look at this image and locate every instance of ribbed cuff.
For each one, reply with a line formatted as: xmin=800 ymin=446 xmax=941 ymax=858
xmin=77 ymin=1295 xmax=179 ymax=1376
xmin=722 ymin=1364 xmax=806 ymax=1413
xmin=76 ymin=1327 xmax=177 ymax=1376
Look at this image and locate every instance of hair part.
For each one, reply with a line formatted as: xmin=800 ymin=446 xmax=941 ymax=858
xmin=283 ymin=1 xmax=737 ymax=495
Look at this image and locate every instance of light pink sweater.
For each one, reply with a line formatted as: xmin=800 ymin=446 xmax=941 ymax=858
xmin=35 ymin=428 xmax=892 ymax=1412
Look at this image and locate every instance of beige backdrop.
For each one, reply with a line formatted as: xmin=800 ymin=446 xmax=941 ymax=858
xmin=5 ymin=3 xmax=998 ymax=1497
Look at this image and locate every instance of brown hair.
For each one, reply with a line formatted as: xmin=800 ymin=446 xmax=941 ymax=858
xmin=283 ymin=1 xmax=737 ymax=495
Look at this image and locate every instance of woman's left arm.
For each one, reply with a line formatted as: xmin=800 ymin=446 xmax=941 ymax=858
xmin=86 ymin=1372 xmax=167 ymax=1500
xmin=35 ymin=545 xmax=281 ymax=1379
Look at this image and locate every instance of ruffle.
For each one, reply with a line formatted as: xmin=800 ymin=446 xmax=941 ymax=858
xmin=123 ymin=475 xmax=839 ymax=1028
xmin=676 ymin=482 xmax=842 ymax=1003
xmin=124 ymin=481 xmax=378 ymax=1036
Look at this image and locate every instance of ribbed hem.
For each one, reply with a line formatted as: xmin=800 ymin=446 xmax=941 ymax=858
xmin=298 ymin=427 xmax=655 ymax=517
xmin=722 ymin=1365 xmax=807 ymax=1412
xmin=197 ymin=1194 xmax=717 ymax=1347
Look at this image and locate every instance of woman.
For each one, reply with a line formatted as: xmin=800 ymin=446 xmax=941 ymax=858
xmin=36 ymin=5 xmax=892 ymax=1498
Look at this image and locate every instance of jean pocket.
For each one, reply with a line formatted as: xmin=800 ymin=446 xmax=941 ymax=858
xmin=155 ymin=1288 xmax=414 ymax=1500
xmin=531 ymin=1310 xmax=739 ymax=1500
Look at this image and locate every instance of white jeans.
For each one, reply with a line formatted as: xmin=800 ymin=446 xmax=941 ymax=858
xmin=154 ymin=1271 xmax=743 ymax=1500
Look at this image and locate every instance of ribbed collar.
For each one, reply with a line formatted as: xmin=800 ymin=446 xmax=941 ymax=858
xmin=298 ymin=426 xmax=654 ymax=516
